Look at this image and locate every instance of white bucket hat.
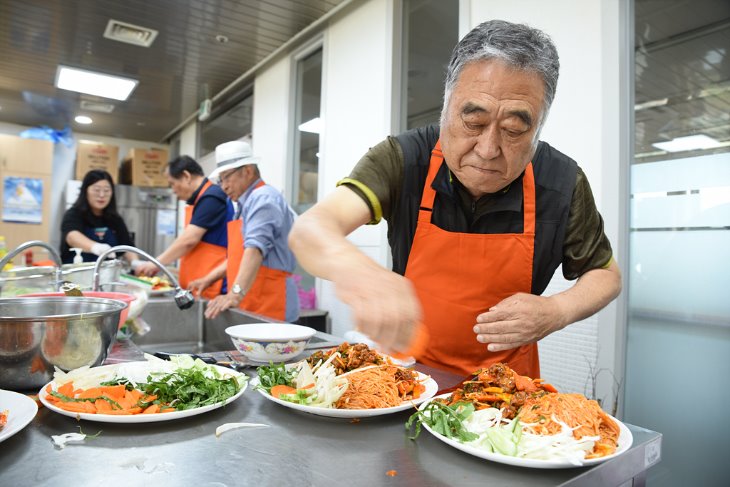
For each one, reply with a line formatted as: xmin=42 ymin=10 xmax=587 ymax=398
xmin=209 ymin=140 xmax=261 ymax=180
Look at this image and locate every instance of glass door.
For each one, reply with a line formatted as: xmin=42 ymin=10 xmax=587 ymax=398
xmin=624 ymin=2 xmax=730 ymax=486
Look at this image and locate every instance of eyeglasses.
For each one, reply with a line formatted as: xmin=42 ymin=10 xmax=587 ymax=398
xmin=217 ymin=166 xmax=242 ymax=185
xmin=89 ymin=187 xmax=113 ymax=196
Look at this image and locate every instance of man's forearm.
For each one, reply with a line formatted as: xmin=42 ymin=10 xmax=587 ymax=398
xmin=548 ymin=259 xmax=622 ymax=330
xmin=233 ymin=247 xmax=263 ymax=293
xmin=288 ymin=201 xmax=379 ymax=284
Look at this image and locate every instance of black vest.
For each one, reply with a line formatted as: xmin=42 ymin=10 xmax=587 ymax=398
xmin=390 ymin=124 xmax=577 ymax=295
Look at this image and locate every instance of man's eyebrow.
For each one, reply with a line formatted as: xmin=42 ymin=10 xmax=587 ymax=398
xmin=461 ymin=102 xmax=487 ymax=115
xmin=507 ymin=109 xmax=533 ymax=127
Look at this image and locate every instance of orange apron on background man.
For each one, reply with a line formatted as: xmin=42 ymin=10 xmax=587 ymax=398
xmin=226 ymin=181 xmax=289 ymax=321
xmin=404 ymin=140 xmax=540 ymax=378
xmin=179 ymin=180 xmax=227 ymax=300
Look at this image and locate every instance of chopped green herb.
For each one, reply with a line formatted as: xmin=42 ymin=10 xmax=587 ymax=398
xmin=405 ymin=401 xmax=478 ymax=442
xmin=256 ymin=362 xmax=295 ymax=393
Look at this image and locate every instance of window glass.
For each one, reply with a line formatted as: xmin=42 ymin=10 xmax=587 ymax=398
xmin=292 ymin=49 xmax=322 ymax=214
xmin=401 ymin=0 xmax=459 ymax=130
xmin=198 ymin=93 xmax=253 ymax=158
xmin=624 ymin=2 xmax=730 ymax=486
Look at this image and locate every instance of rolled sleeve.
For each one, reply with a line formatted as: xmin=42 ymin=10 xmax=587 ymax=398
xmin=242 ymin=194 xmax=286 ymax=259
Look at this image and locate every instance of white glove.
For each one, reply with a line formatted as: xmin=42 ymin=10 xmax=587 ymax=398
xmin=90 ymin=242 xmax=112 ymax=256
xmin=130 ymin=259 xmax=146 ymax=271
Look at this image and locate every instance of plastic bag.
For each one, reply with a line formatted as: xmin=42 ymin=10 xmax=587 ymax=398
xmin=19 ymin=125 xmax=74 ymax=148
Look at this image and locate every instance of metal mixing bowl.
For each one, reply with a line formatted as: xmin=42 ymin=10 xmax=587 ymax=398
xmin=0 ymin=297 xmax=127 ymax=391
xmin=0 ymin=266 xmax=57 ymax=297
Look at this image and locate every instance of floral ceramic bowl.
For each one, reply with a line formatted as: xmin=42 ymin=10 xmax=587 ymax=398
xmin=225 ymin=323 xmax=317 ymax=363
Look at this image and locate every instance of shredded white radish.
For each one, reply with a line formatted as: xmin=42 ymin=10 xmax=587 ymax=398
xmin=51 ymin=432 xmax=88 ymax=449
xmin=283 ymin=354 xmax=348 ymax=408
xmin=463 ymin=408 xmax=600 ymax=464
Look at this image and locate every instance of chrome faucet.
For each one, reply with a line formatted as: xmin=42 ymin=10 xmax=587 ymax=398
xmin=91 ymin=245 xmax=194 ymax=310
xmin=0 ymin=240 xmax=64 ymax=289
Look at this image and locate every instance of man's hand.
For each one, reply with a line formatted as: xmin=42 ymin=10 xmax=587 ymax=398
xmin=473 ymin=293 xmax=566 ymax=352
xmin=188 ymin=276 xmax=211 ymax=297
xmin=134 ymin=261 xmax=159 ymax=277
xmin=204 ymin=292 xmax=242 ymax=319
xmin=334 ymin=265 xmax=422 ymax=353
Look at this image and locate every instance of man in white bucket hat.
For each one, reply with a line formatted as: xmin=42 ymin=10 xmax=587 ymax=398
xmin=190 ymin=140 xmax=299 ymax=322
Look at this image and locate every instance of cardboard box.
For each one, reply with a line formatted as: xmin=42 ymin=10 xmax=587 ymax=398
xmin=120 ymin=148 xmax=169 ymax=187
xmin=76 ymin=141 xmax=119 ymax=181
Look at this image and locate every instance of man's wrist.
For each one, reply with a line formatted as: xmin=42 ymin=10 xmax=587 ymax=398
xmin=231 ymin=283 xmax=245 ymax=300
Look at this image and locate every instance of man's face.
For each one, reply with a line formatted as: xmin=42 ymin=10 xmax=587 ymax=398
xmin=218 ymin=166 xmax=246 ymax=200
xmin=440 ymin=59 xmax=545 ymax=198
xmin=166 ymin=169 xmax=193 ymax=200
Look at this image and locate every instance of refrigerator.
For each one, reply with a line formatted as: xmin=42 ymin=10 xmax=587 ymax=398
xmin=114 ymin=185 xmax=177 ymax=256
xmin=65 ymin=181 xmax=178 ymax=256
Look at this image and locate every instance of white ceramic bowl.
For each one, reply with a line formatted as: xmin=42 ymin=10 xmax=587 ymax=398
xmin=225 ymin=323 xmax=316 ymax=363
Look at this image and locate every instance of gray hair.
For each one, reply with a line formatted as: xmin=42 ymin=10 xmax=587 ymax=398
xmin=441 ymin=20 xmax=560 ymax=128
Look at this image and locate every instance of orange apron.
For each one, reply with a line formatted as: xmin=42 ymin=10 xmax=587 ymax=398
xmin=226 ymin=181 xmax=289 ymax=321
xmin=179 ymin=180 xmax=227 ymax=300
xmin=404 ymin=140 xmax=540 ymax=378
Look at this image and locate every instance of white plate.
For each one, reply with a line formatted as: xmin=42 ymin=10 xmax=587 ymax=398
xmin=0 ymin=390 xmax=38 ymax=443
xmin=38 ymin=361 xmax=247 ymax=424
xmin=418 ymin=394 xmax=633 ymax=469
xmin=252 ymin=371 xmax=438 ymax=418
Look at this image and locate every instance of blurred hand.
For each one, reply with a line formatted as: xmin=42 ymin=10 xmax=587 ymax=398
xmin=473 ymin=293 xmax=565 ymax=352
xmin=90 ymin=243 xmax=112 ymax=256
xmin=333 ymin=265 xmax=422 ymax=354
xmin=134 ymin=261 xmax=159 ymax=276
xmin=187 ymin=276 xmax=211 ymax=297
xmin=204 ymin=293 xmax=242 ymax=319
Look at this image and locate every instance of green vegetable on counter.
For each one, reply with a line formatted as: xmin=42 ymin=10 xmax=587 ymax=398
xmin=406 ymin=401 xmax=479 ymax=442
xmin=102 ymin=358 xmax=244 ymax=411
xmin=255 ymin=362 xmax=295 ymax=393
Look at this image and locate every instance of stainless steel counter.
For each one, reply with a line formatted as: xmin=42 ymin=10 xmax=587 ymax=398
xmin=0 ymin=335 xmax=662 ymax=487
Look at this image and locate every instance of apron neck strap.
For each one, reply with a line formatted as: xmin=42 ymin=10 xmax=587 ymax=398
xmin=419 ymin=139 xmax=536 ymax=233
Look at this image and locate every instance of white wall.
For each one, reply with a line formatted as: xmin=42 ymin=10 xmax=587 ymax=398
xmin=0 ymin=121 xmax=168 ymax=250
xmin=316 ymin=0 xmax=394 ymax=336
xmin=465 ymin=1 xmax=627 ymax=408
xmin=252 ymin=59 xmax=292 ymax=192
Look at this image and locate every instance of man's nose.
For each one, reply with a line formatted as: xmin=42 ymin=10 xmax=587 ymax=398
xmin=474 ymin=125 xmax=501 ymax=160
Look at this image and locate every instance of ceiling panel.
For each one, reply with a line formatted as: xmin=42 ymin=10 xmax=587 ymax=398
xmin=635 ymin=0 xmax=730 ymax=161
xmin=0 ymin=0 xmax=346 ymax=141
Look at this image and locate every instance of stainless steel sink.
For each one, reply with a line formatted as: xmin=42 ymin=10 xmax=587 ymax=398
xmin=130 ymin=297 xmax=339 ymax=355
xmin=132 ymin=297 xmax=270 ymax=354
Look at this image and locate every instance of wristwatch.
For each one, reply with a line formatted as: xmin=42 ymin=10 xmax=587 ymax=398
xmin=231 ymin=284 xmax=245 ymax=297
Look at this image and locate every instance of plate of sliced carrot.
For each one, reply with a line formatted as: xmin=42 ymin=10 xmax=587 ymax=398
xmin=38 ymin=357 xmax=247 ymax=423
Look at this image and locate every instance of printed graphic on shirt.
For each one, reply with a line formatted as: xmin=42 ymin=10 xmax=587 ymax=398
xmin=94 ymin=227 xmax=108 ymax=240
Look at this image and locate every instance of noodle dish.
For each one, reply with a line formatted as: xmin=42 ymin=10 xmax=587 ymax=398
xmin=406 ymin=363 xmax=632 ymax=468
xmin=254 ymin=342 xmax=438 ymax=418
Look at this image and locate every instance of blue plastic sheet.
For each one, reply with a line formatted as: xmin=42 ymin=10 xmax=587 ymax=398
xmin=19 ymin=125 xmax=74 ymax=148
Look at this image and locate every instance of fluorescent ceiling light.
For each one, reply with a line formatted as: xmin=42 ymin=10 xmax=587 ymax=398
xmin=74 ymin=115 xmax=93 ymax=124
xmin=298 ymin=117 xmax=322 ymax=134
xmin=55 ymin=65 xmax=138 ymax=101
xmin=652 ymin=134 xmax=721 ymax=153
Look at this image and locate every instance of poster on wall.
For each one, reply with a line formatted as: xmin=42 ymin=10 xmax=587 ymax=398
xmin=2 ymin=177 xmax=43 ymax=224
xmin=156 ymin=209 xmax=177 ymax=236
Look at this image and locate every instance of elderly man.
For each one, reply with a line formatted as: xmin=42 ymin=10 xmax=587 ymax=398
xmin=288 ymin=20 xmax=621 ymax=377
xmin=190 ymin=140 xmax=299 ymax=322
xmin=136 ymin=156 xmax=233 ymax=300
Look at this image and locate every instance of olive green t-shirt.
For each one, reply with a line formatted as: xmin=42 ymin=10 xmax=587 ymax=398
xmin=339 ymin=136 xmax=613 ymax=281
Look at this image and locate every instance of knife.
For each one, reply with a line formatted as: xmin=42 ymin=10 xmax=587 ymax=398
xmin=152 ymin=351 xmax=218 ymax=365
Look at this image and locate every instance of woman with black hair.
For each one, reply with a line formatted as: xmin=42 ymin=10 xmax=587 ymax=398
xmin=60 ymin=169 xmax=137 ymax=264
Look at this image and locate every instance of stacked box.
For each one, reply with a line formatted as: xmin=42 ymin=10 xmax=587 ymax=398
xmin=76 ymin=141 xmax=119 ymax=181
xmin=120 ymin=148 xmax=169 ymax=187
